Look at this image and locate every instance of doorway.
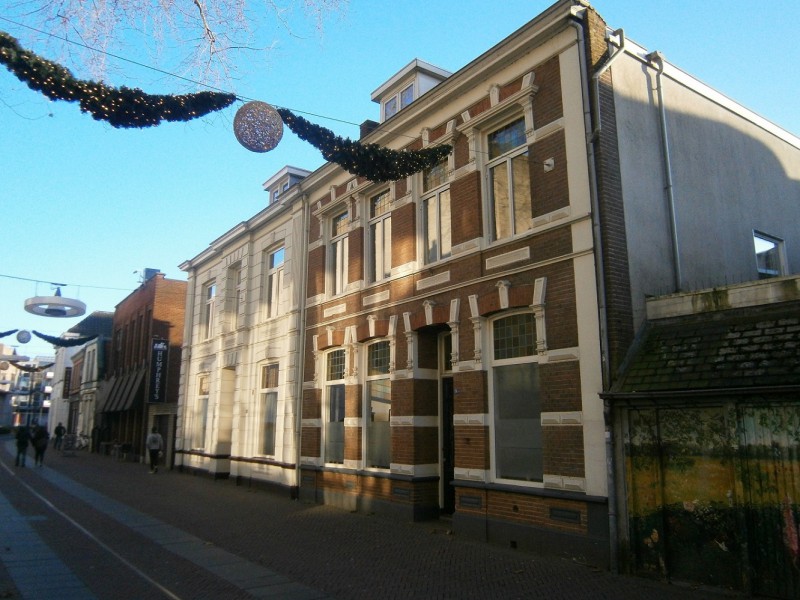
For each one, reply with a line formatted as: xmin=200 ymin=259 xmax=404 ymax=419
xmin=441 ymin=376 xmax=455 ymax=515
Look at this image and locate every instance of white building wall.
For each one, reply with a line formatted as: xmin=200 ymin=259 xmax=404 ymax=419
xmin=176 ymin=193 xmax=306 ymax=488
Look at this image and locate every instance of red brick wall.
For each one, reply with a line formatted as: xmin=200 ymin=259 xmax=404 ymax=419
xmin=453 ymin=133 xmax=470 ymax=170
xmin=307 ymin=246 xmax=325 ymax=299
xmin=346 ymin=384 xmax=362 ymax=418
xmin=393 ymin=378 xmax=438 ymax=416
xmin=543 ymin=426 xmax=585 ymax=477
xmin=453 ymin=370 xmax=487 ymax=414
xmin=302 ymin=388 xmax=320 ymax=420
xmin=541 ymin=362 xmax=582 ymax=412
xmin=301 ymin=426 xmax=320 ymax=458
xmin=395 ymin=177 xmax=408 ymax=197
xmin=392 ymin=201 xmax=416 ymax=267
xmin=454 ymin=424 xmax=489 ymax=470
xmin=531 ymin=129 xmax=569 ymax=217
xmin=393 ymin=425 xmax=438 ymax=464
xmin=450 ymin=171 xmax=482 ymax=245
xmin=487 ymin=491 xmax=587 ymax=535
xmin=585 ymin=7 xmax=634 ymax=378
xmin=344 ymin=425 xmax=362 ymax=461
xmin=532 ymin=55 xmax=563 ymax=124
xmin=348 ymin=228 xmax=363 ymax=286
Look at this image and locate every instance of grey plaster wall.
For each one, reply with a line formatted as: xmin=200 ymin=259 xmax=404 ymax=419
xmin=610 ymin=51 xmax=800 ymax=330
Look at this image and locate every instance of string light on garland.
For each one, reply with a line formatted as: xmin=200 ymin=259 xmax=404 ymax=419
xmin=1 ymin=29 xmax=451 ymax=181
xmin=275 ymin=108 xmax=452 ymax=182
xmin=233 ymin=101 xmax=283 ymax=152
xmin=0 ymin=30 xmax=236 ymax=128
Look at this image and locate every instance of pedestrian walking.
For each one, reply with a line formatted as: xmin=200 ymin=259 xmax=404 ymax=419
xmin=30 ymin=421 xmax=49 ymax=467
xmin=14 ymin=424 xmax=29 ymax=467
xmin=53 ymin=422 xmax=66 ymax=450
xmin=146 ymin=427 xmax=163 ymax=473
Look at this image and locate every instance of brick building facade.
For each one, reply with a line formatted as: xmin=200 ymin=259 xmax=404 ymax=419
xmin=177 ymin=0 xmax=800 ymax=580
xmin=100 ymin=272 xmax=186 ymax=463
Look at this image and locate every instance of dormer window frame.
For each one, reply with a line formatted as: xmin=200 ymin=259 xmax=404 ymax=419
xmin=383 ymin=80 xmax=416 ymax=121
xmin=262 ymin=166 xmax=311 ymax=206
xmin=373 ymin=60 xmax=452 ymax=124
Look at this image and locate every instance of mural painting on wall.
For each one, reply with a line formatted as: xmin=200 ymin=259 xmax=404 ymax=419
xmin=624 ymin=403 xmax=800 ymax=599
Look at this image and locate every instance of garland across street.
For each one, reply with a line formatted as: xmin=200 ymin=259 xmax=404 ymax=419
xmin=1 ymin=31 xmax=452 ymax=181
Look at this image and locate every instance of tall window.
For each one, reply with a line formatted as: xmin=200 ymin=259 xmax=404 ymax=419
xmin=325 ymin=349 xmax=346 ymax=464
xmin=260 ymin=363 xmax=279 ymax=456
xmin=365 ymin=341 xmax=391 ymax=468
xmin=753 ymin=231 xmax=787 ymax=279
xmin=330 ymin=210 xmax=349 ymax=296
xmin=422 ymin=161 xmax=451 ymax=264
xmin=487 ymin=117 xmax=531 ymax=241
xmin=264 ymin=247 xmax=285 ymax=319
xmin=194 ymin=375 xmax=210 ymax=450
xmin=203 ymin=282 xmax=216 ymax=339
xmin=369 ymin=191 xmax=392 ymax=282
xmin=491 ymin=312 xmax=542 ymax=482
xmin=229 ymin=265 xmax=244 ymax=330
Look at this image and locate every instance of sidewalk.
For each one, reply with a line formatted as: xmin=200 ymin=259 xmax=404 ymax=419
xmin=0 ymin=437 xmax=737 ymax=599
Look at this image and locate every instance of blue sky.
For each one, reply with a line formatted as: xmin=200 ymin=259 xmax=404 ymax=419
xmin=2 ymin=0 xmax=798 ymax=358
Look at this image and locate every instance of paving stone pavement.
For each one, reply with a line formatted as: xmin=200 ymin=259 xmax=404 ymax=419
xmin=0 ymin=436 xmax=740 ymax=599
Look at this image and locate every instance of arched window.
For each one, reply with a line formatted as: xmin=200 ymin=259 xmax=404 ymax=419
xmin=365 ymin=341 xmax=391 ymax=468
xmin=489 ymin=312 xmax=542 ymax=482
xmin=324 ymin=349 xmax=346 ymax=464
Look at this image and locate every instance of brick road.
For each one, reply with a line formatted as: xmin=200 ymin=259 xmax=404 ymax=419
xmin=0 ymin=436 xmax=738 ymax=599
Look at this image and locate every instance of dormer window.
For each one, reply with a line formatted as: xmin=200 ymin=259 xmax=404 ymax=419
xmin=384 ymin=83 xmax=415 ymax=120
xmin=372 ymin=59 xmax=451 ymax=123
xmin=262 ymin=166 xmax=311 ymax=206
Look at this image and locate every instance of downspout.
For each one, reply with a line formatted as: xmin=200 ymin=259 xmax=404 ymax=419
xmin=293 ymin=193 xmax=310 ymax=499
xmin=646 ymin=51 xmax=682 ymax=292
xmin=176 ymin=270 xmax=196 ymax=471
xmin=569 ymin=8 xmax=618 ymax=573
xmin=590 ymin=27 xmax=625 ymax=141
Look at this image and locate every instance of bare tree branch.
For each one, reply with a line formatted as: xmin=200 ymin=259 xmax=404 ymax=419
xmin=3 ymin=0 xmax=346 ymax=86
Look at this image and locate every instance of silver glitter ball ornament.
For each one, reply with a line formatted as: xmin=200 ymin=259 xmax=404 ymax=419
xmin=234 ymin=101 xmax=284 ymax=152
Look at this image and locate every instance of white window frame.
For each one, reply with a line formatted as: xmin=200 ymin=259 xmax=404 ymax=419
xmin=486 ymin=116 xmax=531 ymax=242
xmin=487 ymin=310 xmax=543 ymax=486
xmin=368 ymin=190 xmax=392 ymax=283
xmin=193 ymin=374 xmax=210 ymax=451
xmin=258 ymin=363 xmax=279 ymax=456
xmin=364 ymin=340 xmax=391 ymax=469
xmin=263 ymin=246 xmax=285 ymax=319
xmin=324 ymin=349 xmax=346 ymax=465
xmin=753 ymin=230 xmax=787 ymax=279
xmin=202 ymin=281 xmax=216 ymax=339
xmin=383 ymin=82 xmax=415 ymax=121
xmin=329 ymin=210 xmax=350 ymax=296
xmin=421 ymin=161 xmax=452 ymax=264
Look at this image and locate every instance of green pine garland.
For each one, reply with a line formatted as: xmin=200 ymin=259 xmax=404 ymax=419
xmin=0 ymin=30 xmax=236 ymax=128
xmin=32 ymin=330 xmax=98 ymax=347
xmin=0 ymin=29 xmax=452 ymax=180
xmin=277 ymin=108 xmax=452 ymax=182
xmin=10 ymin=360 xmax=55 ymax=372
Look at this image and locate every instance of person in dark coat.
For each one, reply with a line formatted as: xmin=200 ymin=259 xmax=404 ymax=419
xmin=15 ymin=424 xmax=29 ymax=467
xmin=53 ymin=422 xmax=66 ymax=450
xmin=30 ymin=422 xmax=49 ymax=467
